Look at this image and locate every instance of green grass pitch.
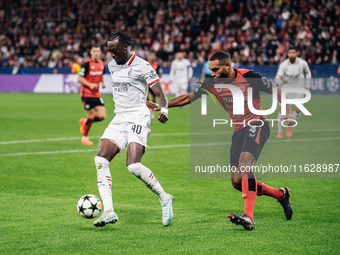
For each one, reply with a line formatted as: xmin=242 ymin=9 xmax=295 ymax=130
xmin=0 ymin=93 xmax=339 ymax=254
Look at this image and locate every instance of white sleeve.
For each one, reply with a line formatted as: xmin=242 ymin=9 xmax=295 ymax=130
xmin=274 ymin=62 xmax=285 ymax=86
xmin=169 ymin=61 xmax=175 ymax=80
xmin=140 ymin=63 xmax=160 ymax=88
xmin=187 ymin=60 xmax=193 ymax=79
xmin=303 ymin=61 xmax=312 ymax=89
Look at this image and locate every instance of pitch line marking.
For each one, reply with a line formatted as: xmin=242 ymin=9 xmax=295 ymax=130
xmin=1 ymin=128 xmax=340 ymax=145
xmin=0 ymin=136 xmax=339 ymax=157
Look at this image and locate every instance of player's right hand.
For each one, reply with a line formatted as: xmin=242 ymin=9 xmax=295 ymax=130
xmin=89 ymin=83 xmax=98 ymax=90
xmin=157 ymin=112 xmax=168 ymax=124
xmin=281 ymin=113 xmax=295 ymax=126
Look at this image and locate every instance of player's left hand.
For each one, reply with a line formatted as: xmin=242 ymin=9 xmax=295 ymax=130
xmin=146 ymin=101 xmax=159 ymax=110
xmin=102 ymin=83 xmax=106 ymax=89
xmin=157 ymin=112 xmax=168 ymax=124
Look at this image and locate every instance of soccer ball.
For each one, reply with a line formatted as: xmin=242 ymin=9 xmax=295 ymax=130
xmin=77 ymin=194 xmax=102 ymax=219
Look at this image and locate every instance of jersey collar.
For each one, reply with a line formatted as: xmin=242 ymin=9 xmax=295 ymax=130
xmin=125 ymin=52 xmax=136 ymax=66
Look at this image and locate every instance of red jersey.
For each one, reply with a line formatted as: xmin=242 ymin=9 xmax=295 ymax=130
xmin=79 ymin=59 xmax=105 ymax=98
xmin=150 ymin=61 xmax=163 ymax=75
xmin=195 ymin=68 xmax=272 ymax=131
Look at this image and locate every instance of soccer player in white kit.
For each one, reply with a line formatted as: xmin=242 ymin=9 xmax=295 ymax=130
xmin=170 ymin=52 xmax=193 ymax=98
xmin=93 ymin=32 xmax=173 ymax=227
xmin=275 ymin=47 xmax=311 ymax=138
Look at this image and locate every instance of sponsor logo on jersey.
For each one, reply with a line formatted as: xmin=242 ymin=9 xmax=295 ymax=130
xmin=112 ymin=82 xmax=131 ymax=92
xmin=89 ymin=71 xmax=103 ymax=75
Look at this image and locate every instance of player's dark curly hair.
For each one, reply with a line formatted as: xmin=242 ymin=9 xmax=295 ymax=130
xmin=108 ymin=32 xmax=134 ymax=46
xmin=209 ymin=51 xmax=231 ymax=64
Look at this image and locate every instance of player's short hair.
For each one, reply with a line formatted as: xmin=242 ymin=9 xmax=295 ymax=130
xmin=288 ymin=46 xmax=296 ymax=51
xmin=108 ymin=32 xmax=133 ymax=46
xmin=209 ymin=51 xmax=231 ymax=65
xmin=91 ymin=44 xmax=101 ymax=50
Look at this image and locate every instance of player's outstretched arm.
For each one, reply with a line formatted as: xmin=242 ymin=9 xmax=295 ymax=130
xmin=168 ymin=91 xmax=200 ymax=108
xmin=150 ymin=82 xmax=168 ymax=124
xmin=147 ymin=89 xmax=200 ymax=111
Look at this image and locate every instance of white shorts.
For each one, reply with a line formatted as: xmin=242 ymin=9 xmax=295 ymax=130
xmin=100 ymin=112 xmax=151 ymax=153
xmin=282 ymin=84 xmax=306 ymax=99
xmin=286 ymin=93 xmax=305 ymax=99
xmin=174 ymin=81 xmax=188 ymax=96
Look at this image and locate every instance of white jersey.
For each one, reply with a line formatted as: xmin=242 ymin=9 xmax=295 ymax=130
xmin=170 ymin=58 xmax=193 ymax=82
xmin=108 ymin=52 xmax=160 ymax=115
xmin=275 ymin=57 xmax=311 ymax=88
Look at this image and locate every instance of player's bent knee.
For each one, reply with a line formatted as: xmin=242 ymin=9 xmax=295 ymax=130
xmin=127 ymin=163 xmax=142 ymax=177
xmin=231 ymin=178 xmax=242 ymax=191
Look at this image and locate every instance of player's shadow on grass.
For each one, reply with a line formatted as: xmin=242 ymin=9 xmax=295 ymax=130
xmin=78 ymin=226 xmax=120 ymax=232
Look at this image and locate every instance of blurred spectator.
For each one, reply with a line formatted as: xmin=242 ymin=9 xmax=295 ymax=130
xmin=0 ymin=0 xmax=339 ymax=68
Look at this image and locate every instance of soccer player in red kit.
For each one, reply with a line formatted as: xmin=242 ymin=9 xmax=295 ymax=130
xmin=78 ymin=45 xmax=106 ymax=145
xmin=154 ymin=51 xmax=293 ymax=230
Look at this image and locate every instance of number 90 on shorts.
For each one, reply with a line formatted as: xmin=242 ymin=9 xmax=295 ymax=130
xmin=100 ymin=121 xmax=151 ymax=153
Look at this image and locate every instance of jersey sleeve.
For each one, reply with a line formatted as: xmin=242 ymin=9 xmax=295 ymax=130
xmin=193 ymin=78 xmax=213 ymax=97
xmin=243 ymin=70 xmax=272 ymax=93
xmin=303 ymin=60 xmax=312 ymax=89
xmin=276 ymin=62 xmax=284 ymax=78
xmin=187 ymin=60 xmax=193 ymax=79
xmin=169 ymin=61 xmax=175 ymax=79
xmin=141 ymin=62 xmax=160 ymax=88
xmin=78 ymin=62 xmax=89 ymax=77
xmin=274 ymin=62 xmax=284 ymax=86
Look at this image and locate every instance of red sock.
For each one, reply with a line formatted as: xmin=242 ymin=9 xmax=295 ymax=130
xmin=241 ymin=169 xmax=257 ymax=221
xmin=257 ymin=181 xmax=283 ymax=200
xmin=83 ymin=118 xmax=93 ymax=136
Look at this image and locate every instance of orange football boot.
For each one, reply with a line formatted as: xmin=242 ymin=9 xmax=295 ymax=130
xmin=81 ymin=137 xmax=93 ymax=145
xmin=276 ymin=132 xmax=283 ymax=139
xmin=286 ymin=127 xmax=293 ymax=138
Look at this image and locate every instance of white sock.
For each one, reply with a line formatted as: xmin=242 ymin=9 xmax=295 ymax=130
xmin=277 ymin=112 xmax=283 ymax=133
xmin=95 ymin=156 xmax=114 ymax=212
xmin=127 ymin=163 xmax=168 ymax=203
xmin=293 ymin=110 xmax=300 ymax=120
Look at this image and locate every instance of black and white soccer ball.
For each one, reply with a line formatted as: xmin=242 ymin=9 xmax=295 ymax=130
xmin=77 ymin=194 xmax=102 ymax=219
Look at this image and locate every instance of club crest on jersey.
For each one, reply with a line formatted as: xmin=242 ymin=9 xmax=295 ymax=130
xmin=128 ymin=68 xmax=133 ymax=78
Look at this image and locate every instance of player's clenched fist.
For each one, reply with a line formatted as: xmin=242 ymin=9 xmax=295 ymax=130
xmin=158 ymin=107 xmax=168 ymax=124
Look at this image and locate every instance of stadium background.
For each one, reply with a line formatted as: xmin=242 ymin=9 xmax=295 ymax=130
xmin=1 ymin=0 xmax=339 ymax=93
xmin=1 ymin=0 xmax=339 ymax=254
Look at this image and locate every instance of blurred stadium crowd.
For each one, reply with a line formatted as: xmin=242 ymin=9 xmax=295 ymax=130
xmin=0 ymin=0 xmax=339 ymax=68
